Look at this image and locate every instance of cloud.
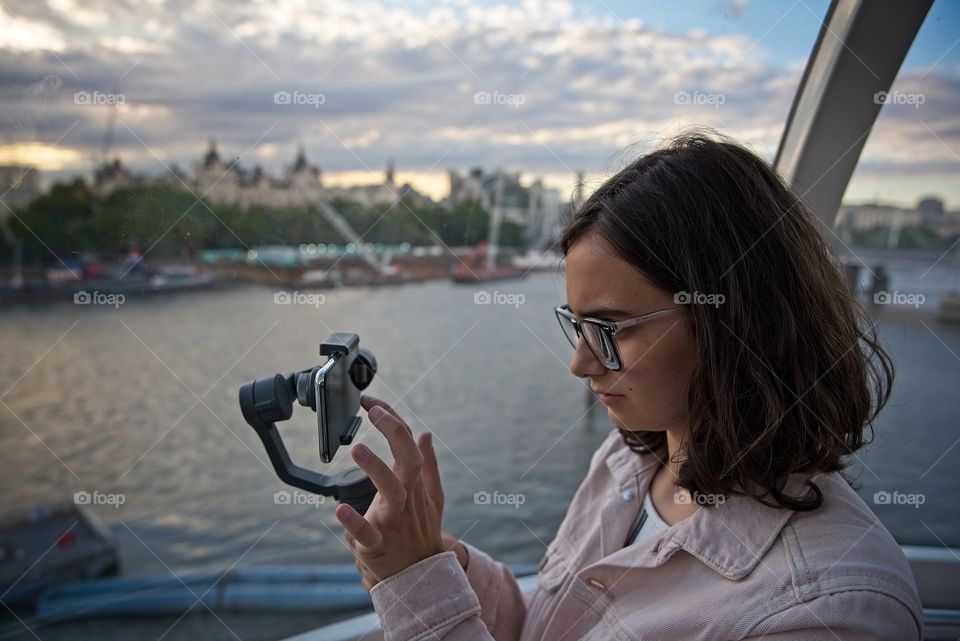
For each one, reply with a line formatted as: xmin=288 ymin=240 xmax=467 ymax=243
xmin=727 ymin=0 xmax=749 ymax=19
xmin=0 ymin=3 xmax=67 ymax=52
xmin=0 ymin=0 xmax=955 ymax=206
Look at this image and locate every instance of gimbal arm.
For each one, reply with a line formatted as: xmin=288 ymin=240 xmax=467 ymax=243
xmin=239 ymin=373 xmax=377 ymax=515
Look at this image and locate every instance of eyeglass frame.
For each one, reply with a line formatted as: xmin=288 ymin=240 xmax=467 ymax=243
xmin=553 ymin=303 xmax=686 ymax=371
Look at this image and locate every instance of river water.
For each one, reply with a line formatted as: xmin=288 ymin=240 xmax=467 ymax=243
xmin=1 ymin=270 xmax=958 ymax=638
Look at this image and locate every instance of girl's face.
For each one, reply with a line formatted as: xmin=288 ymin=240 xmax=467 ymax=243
xmin=564 ymin=232 xmax=698 ymax=434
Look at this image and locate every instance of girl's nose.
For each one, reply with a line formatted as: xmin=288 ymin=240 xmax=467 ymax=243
xmin=569 ymin=338 xmax=606 ymax=379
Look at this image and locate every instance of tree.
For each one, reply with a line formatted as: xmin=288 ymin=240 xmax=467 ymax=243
xmin=96 ymin=185 xmax=205 ymax=258
xmin=8 ymin=178 xmax=95 ymax=264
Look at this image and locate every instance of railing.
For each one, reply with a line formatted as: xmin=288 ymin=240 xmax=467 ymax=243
xmin=283 ymin=547 xmax=960 ymax=641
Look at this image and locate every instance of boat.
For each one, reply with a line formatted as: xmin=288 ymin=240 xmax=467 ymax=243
xmin=511 ymin=248 xmax=563 ymax=273
xmin=298 ymin=268 xmax=341 ymax=289
xmin=0 ymin=502 xmax=120 ymax=608
xmin=452 ymin=241 xmax=526 ymax=284
xmin=0 ymin=264 xmax=218 ymax=305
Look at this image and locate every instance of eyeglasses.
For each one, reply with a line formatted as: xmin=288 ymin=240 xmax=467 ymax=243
xmin=554 ymin=303 xmax=685 ymax=370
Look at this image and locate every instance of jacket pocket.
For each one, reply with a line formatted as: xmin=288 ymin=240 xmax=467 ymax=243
xmin=537 ymin=540 xmax=572 ymax=593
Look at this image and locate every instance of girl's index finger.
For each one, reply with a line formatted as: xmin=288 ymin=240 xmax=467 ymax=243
xmin=362 ymin=395 xmax=412 ymax=438
xmin=365 ymin=404 xmax=422 ymax=486
xmin=360 ymin=394 xmax=401 ymax=420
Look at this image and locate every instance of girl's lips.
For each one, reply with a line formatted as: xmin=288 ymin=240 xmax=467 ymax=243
xmin=592 ymin=389 xmax=626 ymax=405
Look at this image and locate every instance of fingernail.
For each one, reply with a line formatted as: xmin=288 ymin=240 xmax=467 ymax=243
xmin=369 ymin=406 xmax=385 ymax=421
xmin=354 ymin=444 xmax=371 ymax=460
xmin=425 ymin=431 xmax=433 ymax=447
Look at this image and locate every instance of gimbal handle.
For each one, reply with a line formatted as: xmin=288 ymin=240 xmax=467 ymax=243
xmin=239 ymin=373 xmax=377 ymax=515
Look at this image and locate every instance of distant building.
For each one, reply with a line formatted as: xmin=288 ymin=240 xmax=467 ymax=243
xmin=93 ymin=141 xmax=430 ymax=209
xmin=93 ymin=158 xmax=142 ymax=196
xmin=323 ymin=157 xmax=433 ymax=208
xmin=915 ymin=196 xmax=959 ymax=236
xmin=193 ymin=139 xmax=326 ymax=208
xmin=836 ymin=203 xmax=920 ymax=230
xmin=0 ymin=165 xmax=40 ymax=216
xmin=446 ymin=167 xmax=562 ymax=244
xmin=918 ymin=196 xmax=945 ymax=217
xmin=837 ymin=198 xmax=959 ymax=239
xmin=526 ymin=179 xmax=564 ymax=247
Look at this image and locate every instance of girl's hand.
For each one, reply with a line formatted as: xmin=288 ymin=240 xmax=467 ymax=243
xmin=337 ymin=394 xmax=446 ymax=590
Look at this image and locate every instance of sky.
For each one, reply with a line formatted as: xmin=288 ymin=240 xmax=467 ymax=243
xmin=0 ymin=0 xmax=957 ymax=207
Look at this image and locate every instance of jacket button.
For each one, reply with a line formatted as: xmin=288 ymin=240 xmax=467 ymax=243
xmin=621 ymin=490 xmax=635 ymax=501
xmin=586 ymin=577 xmax=607 ymax=591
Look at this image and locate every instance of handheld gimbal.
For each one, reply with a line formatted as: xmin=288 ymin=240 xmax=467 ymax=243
xmin=239 ymin=333 xmax=379 ymax=515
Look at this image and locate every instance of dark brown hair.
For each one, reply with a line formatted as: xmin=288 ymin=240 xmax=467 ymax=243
xmin=560 ymin=130 xmax=893 ymax=511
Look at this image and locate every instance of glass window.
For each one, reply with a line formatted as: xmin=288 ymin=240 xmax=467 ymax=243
xmin=833 ymin=0 xmax=960 ymax=548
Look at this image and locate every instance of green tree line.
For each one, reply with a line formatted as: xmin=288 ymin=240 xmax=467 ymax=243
xmin=0 ymin=180 xmax=527 ymax=265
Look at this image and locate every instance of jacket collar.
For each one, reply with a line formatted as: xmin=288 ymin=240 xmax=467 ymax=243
xmin=602 ymin=435 xmax=806 ymax=580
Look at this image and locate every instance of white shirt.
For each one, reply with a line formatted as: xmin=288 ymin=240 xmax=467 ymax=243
xmin=624 ymin=491 xmax=670 ymax=546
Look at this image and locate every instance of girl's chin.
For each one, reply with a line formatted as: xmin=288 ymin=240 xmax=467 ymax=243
xmin=607 ymin=409 xmax=672 ymax=433
xmin=608 ymin=408 xmax=635 ymax=429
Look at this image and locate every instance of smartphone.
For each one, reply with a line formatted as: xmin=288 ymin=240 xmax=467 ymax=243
xmin=314 ymin=350 xmax=362 ymax=464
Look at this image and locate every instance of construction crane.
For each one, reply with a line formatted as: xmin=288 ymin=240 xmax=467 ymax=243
xmin=311 ymin=198 xmax=386 ymax=275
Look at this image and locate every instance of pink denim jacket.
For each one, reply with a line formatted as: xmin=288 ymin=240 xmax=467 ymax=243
xmin=369 ymin=427 xmax=923 ymax=640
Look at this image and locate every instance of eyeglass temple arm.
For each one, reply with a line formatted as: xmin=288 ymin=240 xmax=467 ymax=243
xmin=610 ymin=305 xmax=685 ymax=332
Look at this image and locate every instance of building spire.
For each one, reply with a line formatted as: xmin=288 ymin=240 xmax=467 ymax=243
xmin=294 ymin=144 xmax=307 ymax=170
xmin=203 ymin=138 xmax=220 ymax=168
xmin=385 ymin=157 xmax=395 ymax=187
